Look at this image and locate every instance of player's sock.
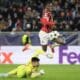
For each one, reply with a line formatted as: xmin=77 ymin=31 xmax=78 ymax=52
xmin=46 ymin=46 xmax=54 ymax=58
xmin=49 ymin=45 xmax=54 ymax=53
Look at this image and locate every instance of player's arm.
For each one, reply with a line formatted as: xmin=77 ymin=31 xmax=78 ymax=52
xmin=22 ymin=34 xmax=31 ymax=51
xmin=40 ymin=17 xmax=55 ymax=26
xmin=31 ymin=69 xmax=45 ymax=78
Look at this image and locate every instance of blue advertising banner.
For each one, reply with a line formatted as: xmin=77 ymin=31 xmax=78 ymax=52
xmin=0 ymin=32 xmax=79 ymax=45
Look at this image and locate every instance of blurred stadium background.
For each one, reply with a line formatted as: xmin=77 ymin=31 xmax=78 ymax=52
xmin=0 ymin=0 xmax=80 ymax=80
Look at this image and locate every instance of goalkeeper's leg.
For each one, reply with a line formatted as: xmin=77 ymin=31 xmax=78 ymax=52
xmin=8 ymin=68 xmax=17 ymax=76
xmin=16 ymin=65 xmax=26 ymax=78
xmin=32 ymin=48 xmax=45 ymax=57
xmin=8 ymin=65 xmax=26 ymax=78
xmin=0 ymin=68 xmax=17 ymax=77
xmin=33 ymin=47 xmax=54 ymax=59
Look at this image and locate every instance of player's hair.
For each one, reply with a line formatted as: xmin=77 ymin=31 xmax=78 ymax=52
xmin=31 ymin=57 xmax=40 ymax=62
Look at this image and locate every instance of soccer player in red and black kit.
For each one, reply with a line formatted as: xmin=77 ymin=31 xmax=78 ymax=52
xmin=22 ymin=4 xmax=65 ymax=58
xmin=37 ymin=4 xmax=65 ymax=58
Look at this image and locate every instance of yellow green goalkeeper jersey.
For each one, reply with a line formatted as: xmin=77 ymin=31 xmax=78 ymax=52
xmin=25 ymin=61 xmax=38 ymax=75
xmin=8 ymin=61 xmax=38 ymax=77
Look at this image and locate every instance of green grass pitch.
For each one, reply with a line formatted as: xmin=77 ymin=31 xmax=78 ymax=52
xmin=0 ymin=65 xmax=80 ymax=80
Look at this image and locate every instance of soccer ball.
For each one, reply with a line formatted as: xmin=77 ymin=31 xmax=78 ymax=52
xmin=49 ymin=31 xmax=60 ymax=40
xmin=46 ymin=53 xmax=53 ymax=59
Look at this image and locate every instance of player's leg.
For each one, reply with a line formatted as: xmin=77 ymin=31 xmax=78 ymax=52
xmin=54 ymin=37 xmax=65 ymax=45
xmin=32 ymin=48 xmax=45 ymax=57
xmin=22 ymin=44 xmax=30 ymax=52
xmin=33 ymin=31 xmax=48 ymax=57
xmin=33 ymin=45 xmax=48 ymax=58
xmin=48 ymin=44 xmax=54 ymax=57
xmin=38 ymin=31 xmax=48 ymax=54
xmin=48 ymin=31 xmax=60 ymax=58
xmin=16 ymin=65 xmax=26 ymax=78
xmin=0 ymin=67 xmax=18 ymax=77
xmin=48 ymin=31 xmax=65 ymax=58
xmin=8 ymin=65 xmax=26 ymax=78
xmin=8 ymin=68 xmax=17 ymax=76
xmin=49 ymin=31 xmax=65 ymax=45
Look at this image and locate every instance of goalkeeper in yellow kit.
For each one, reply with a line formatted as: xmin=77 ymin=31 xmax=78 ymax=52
xmin=9 ymin=57 xmax=44 ymax=78
xmin=0 ymin=57 xmax=44 ymax=78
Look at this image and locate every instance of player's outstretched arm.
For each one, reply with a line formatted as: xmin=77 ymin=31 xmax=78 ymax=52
xmin=31 ymin=69 xmax=45 ymax=78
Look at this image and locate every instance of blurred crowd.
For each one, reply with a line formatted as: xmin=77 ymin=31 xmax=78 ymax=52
xmin=0 ymin=0 xmax=80 ymax=32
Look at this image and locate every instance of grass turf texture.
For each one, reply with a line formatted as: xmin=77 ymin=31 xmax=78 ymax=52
xmin=0 ymin=65 xmax=80 ymax=80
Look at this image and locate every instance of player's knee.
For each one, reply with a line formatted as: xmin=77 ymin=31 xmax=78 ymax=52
xmin=43 ymin=48 xmax=46 ymax=52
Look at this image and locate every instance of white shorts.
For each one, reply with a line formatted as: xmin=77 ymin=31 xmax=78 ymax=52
xmin=39 ymin=31 xmax=60 ymax=45
xmin=39 ymin=31 xmax=49 ymax=45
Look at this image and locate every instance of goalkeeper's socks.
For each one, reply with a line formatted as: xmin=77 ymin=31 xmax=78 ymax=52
xmin=0 ymin=73 xmax=9 ymax=77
